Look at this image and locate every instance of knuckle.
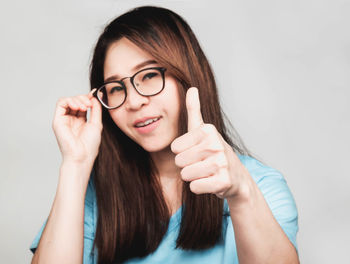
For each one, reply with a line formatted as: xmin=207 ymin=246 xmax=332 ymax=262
xmin=210 ymin=141 xmax=224 ymax=152
xmin=70 ymin=97 xmax=78 ymax=103
xmin=216 ymin=141 xmax=225 ymax=151
xmin=217 ymin=178 xmax=231 ymax=191
xmin=206 ymin=157 xmax=220 ymax=172
xmin=211 ymin=162 xmax=221 ymax=173
xmin=195 ymin=127 xmax=206 ymax=140
xmin=200 ymin=135 xmax=224 ymax=153
xmin=216 ymin=153 xmax=228 ymax=168
xmin=75 ymin=96 xmax=84 ymax=103
xmin=202 ymin=140 xmax=224 ymax=153
xmin=57 ymin=97 xmax=66 ymax=104
xmin=202 ymin=123 xmax=216 ymax=135
xmin=213 ymin=138 xmax=225 ymax=151
xmin=79 ymin=94 xmax=90 ymax=103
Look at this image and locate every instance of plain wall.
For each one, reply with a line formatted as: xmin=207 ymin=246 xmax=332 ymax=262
xmin=0 ymin=0 xmax=349 ymax=263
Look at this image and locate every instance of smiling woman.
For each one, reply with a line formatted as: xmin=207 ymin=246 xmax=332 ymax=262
xmin=101 ymin=38 xmax=182 ymax=152
xmin=29 ymin=6 xmax=299 ymax=264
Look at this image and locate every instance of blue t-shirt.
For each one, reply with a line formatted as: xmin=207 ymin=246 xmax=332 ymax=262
xmin=29 ymin=155 xmax=298 ymax=263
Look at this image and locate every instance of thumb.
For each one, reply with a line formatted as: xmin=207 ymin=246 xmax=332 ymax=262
xmin=186 ymin=87 xmax=203 ymax=131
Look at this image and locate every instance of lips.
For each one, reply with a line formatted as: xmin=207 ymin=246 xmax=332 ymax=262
xmin=133 ymin=116 xmax=162 ymax=127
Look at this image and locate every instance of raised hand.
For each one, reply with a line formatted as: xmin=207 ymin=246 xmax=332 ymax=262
xmin=52 ymin=89 xmax=103 ymax=165
xmin=171 ymin=87 xmax=248 ymax=199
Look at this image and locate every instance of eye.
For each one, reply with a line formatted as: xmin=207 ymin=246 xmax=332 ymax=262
xmin=142 ymin=72 xmax=159 ymax=81
xmin=109 ymin=85 xmax=124 ymax=94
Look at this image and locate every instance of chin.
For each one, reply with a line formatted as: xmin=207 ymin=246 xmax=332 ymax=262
xmin=139 ymin=141 xmax=172 ymax=153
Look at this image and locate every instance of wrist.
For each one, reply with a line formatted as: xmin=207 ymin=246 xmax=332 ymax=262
xmin=226 ymin=167 xmax=257 ymax=211
xmin=60 ymin=160 xmax=94 ymax=184
xmin=61 ymin=155 xmax=96 ymax=168
xmin=61 ymin=151 xmax=97 ymax=164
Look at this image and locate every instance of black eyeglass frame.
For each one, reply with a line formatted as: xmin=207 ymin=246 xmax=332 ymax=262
xmin=93 ymin=67 xmax=167 ymax=110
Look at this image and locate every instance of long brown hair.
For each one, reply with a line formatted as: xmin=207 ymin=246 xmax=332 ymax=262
xmin=90 ymin=6 xmax=249 ymax=264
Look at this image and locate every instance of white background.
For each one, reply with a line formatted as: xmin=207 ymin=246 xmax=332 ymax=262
xmin=0 ymin=0 xmax=349 ymax=263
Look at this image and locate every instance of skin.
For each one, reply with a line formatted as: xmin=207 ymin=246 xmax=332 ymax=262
xmin=32 ymin=37 xmax=299 ymax=263
xmin=104 ymin=39 xmax=182 ymax=154
xmin=173 ymin=88 xmax=299 ymax=263
xmin=103 ymin=38 xmax=184 ymax=211
xmin=31 ymin=87 xmax=102 ymax=263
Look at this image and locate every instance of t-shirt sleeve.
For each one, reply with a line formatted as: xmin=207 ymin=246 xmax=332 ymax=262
xmin=29 ymin=218 xmax=47 ymax=254
xmin=29 ymin=175 xmax=97 ymax=263
xmin=238 ymin=155 xmax=299 ymax=252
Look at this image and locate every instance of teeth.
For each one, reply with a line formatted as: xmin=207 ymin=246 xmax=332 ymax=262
xmin=135 ymin=117 xmax=160 ymax=127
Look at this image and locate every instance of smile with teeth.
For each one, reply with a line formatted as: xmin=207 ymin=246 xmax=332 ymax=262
xmin=135 ymin=117 xmax=161 ymax=127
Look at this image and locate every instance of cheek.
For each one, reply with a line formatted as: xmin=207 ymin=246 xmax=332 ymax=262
xmin=109 ymin=110 xmax=127 ymax=131
xmin=172 ymin=99 xmax=181 ymax=123
xmin=165 ymin=80 xmax=181 ymax=113
xmin=166 ymin=84 xmax=182 ymax=134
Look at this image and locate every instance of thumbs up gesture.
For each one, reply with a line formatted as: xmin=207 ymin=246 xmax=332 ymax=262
xmin=171 ymin=87 xmax=248 ymax=199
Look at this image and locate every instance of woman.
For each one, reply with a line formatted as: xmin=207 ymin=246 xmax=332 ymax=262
xmin=30 ymin=6 xmax=299 ymax=264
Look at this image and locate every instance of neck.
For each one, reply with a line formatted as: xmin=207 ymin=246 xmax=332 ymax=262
xmin=150 ymin=146 xmax=181 ymax=180
xmin=150 ymin=146 xmax=183 ymax=214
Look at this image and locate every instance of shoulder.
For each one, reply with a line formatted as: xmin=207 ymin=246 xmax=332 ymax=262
xmin=236 ymin=154 xmax=296 ymax=210
xmin=237 ymin=154 xmax=284 ymax=184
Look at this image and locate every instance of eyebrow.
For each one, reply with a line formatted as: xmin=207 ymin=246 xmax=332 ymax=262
xmin=104 ymin=59 xmax=158 ymax=83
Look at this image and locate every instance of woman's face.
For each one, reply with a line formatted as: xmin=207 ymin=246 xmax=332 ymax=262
xmin=103 ymin=38 xmax=181 ymax=153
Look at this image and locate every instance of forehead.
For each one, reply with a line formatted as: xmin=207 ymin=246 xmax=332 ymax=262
xmin=104 ymin=38 xmax=155 ymax=80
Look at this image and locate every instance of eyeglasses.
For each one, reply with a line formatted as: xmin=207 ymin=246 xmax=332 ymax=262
xmin=93 ymin=67 xmax=167 ymax=109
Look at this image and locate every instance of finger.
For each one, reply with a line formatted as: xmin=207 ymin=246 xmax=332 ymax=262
xmin=55 ymin=98 xmax=70 ymax=119
xmin=171 ymin=129 xmax=203 ymax=154
xmin=180 ymin=152 xmax=228 ymax=181
xmin=55 ymin=97 xmax=78 ymax=119
xmin=189 ymin=170 xmax=231 ymax=197
xmin=174 ymin=141 xmax=214 ymax=168
xmin=66 ymin=97 xmax=87 ymax=116
xmin=89 ymin=97 xmax=102 ymax=127
xmin=171 ymin=124 xmax=222 ymax=156
xmin=88 ymin=88 xmax=97 ymax=99
xmin=186 ymin=87 xmax=204 ymax=131
xmin=67 ymin=97 xmax=80 ymax=110
xmin=76 ymin=95 xmax=92 ymax=108
xmin=71 ymin=96 xmax=90 ymax=112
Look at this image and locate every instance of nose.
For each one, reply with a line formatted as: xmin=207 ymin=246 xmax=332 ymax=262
xmin=123 ymin=78 xmax=149 ymax=111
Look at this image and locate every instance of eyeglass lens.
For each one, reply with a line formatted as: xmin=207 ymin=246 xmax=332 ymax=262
xmin=97 ymin=68 xmax=164 ymax=108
